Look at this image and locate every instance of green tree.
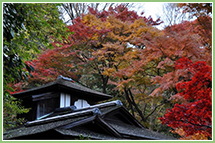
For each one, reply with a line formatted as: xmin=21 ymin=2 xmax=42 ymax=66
xmin=3 ymin=3 xmax=69 ymax=131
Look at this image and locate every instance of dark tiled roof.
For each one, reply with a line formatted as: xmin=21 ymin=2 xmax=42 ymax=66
xmin=107 ymin=120 xmax=175 ymax=140
xmin=12 ymin=76 xmax=112 ymax=102
xmin=3 ymin=100 xmax=176 ymax=140
xmin=55 ymin=128 xmax=124 ymax=140
xmin=3 ymin=115 xmax=91 ymax=139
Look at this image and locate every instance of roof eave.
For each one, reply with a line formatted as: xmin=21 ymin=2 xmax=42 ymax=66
xmin=12 ymin=78 xmax=112 ymax=101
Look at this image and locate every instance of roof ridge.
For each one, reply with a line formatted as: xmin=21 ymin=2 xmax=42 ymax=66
xmin=37 ymin=100 xmax=123 ymax=120
xmin=12 ymin=76 xmax=112 ymax=101
xmin=74 ymin=100 xmax=123 ymax=112
xmin=57 ymin=75 xmax=73 ymax=82
xmin=25 ymin=108 xmax=101 ymax=127
xmin=25 ymin=100 xmax=123 ymax=127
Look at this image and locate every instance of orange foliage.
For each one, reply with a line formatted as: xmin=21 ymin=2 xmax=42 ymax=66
xmin=172 ymin=128 xmax=209 ymax=140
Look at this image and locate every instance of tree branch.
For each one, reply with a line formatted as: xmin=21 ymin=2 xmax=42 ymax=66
xmin=124 ymin=88 xmax=135 ymax=116
xmin=127 ymin=88 xmax=146 ymax=122
xmin=180 ymin=119 xmax=212 ymax=129
xmin=145 ymin=101 xmax=168 ymax=121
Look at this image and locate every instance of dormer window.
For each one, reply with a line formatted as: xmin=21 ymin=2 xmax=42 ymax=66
xmin=13 ymin=76 xmax=112 ymax=121
xmin=37 ymin=98 xmax=58 ymax=119
xmin=36 ymin=93 xmax=71 ymax=119
xmin=60 ymin=93 xmax=71 ymax=108
xmin=74 ymin=99 xmax=90 ymax=109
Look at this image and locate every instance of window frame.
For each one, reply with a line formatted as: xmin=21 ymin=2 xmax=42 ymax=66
xmin=60 ymin=93 xmax=71 ymax=108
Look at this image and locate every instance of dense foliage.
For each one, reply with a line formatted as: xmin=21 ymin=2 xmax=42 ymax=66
xmin=3 ymin=3 xmax=69 ymax=131
xmin=5 ymin=3 xmax=212 ymax=139
xmin=159 ymin=57 xmax=212 ymax=138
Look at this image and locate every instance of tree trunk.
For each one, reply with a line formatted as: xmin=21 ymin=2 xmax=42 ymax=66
xmin=149 ymin=101 xmax=156 ymax=130
xmin=102 ymin=76 xmax=109 ymax=94
xmin=127 ymin=88 xmax=145 ymax=122
xmin=124 ymin=88 xmax=134 ymax=116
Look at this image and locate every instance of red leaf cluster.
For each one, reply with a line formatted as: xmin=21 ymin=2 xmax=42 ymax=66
xmin=88 ymin=4 xmax=162 ymax=25
xmin=165 ymin=16 xmax=212 ymax=65
xmin=159 ymin=57 xmax=212 ymax=137
xmin=178 ymin=3 xmax=212 ymax=16
xmin=26 ymin=49 xmax=78 ymax=84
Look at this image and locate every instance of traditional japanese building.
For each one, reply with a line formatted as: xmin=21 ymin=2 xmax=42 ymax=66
xmin=4 ymin=76 xmax=175 ymax=140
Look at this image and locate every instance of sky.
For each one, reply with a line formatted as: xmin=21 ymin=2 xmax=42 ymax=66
xmin=142 ymin=2 xmax=165 ymax=19
xmin=130 ymin=2 xmax=166 ymax=29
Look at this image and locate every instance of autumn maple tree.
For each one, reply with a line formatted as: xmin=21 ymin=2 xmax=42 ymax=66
xmin=21 ymin=4 xmax=162 ymax=90
xmin=159 ymin=57 xmax=212 ymax=138
xmin=7 ymin=3 xmax=212 ymax=139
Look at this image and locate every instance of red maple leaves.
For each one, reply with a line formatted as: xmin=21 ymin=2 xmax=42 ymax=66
xmin=159 ymin=57 xmax=212 ymax=138
xmin=24 ymin=49 xmax=79 ymax=84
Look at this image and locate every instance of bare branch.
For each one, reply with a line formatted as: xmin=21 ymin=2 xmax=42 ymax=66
xmin=60 ymin=3 xmax=134 ymax=23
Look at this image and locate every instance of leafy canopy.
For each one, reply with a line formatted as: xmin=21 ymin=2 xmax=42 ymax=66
xmin=7 ymin=3 xmax=212 ymax=139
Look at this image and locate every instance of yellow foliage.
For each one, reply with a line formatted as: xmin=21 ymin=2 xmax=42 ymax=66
xmin=91 ymin=35 xmax=98 ymax=41
xmin=172 ymin=128 xmax=209 ymax=140
xmin=130 ymin=18 xmax=147 ymax=29
xmin=102 ymin=68 xmax=115 ymax=76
